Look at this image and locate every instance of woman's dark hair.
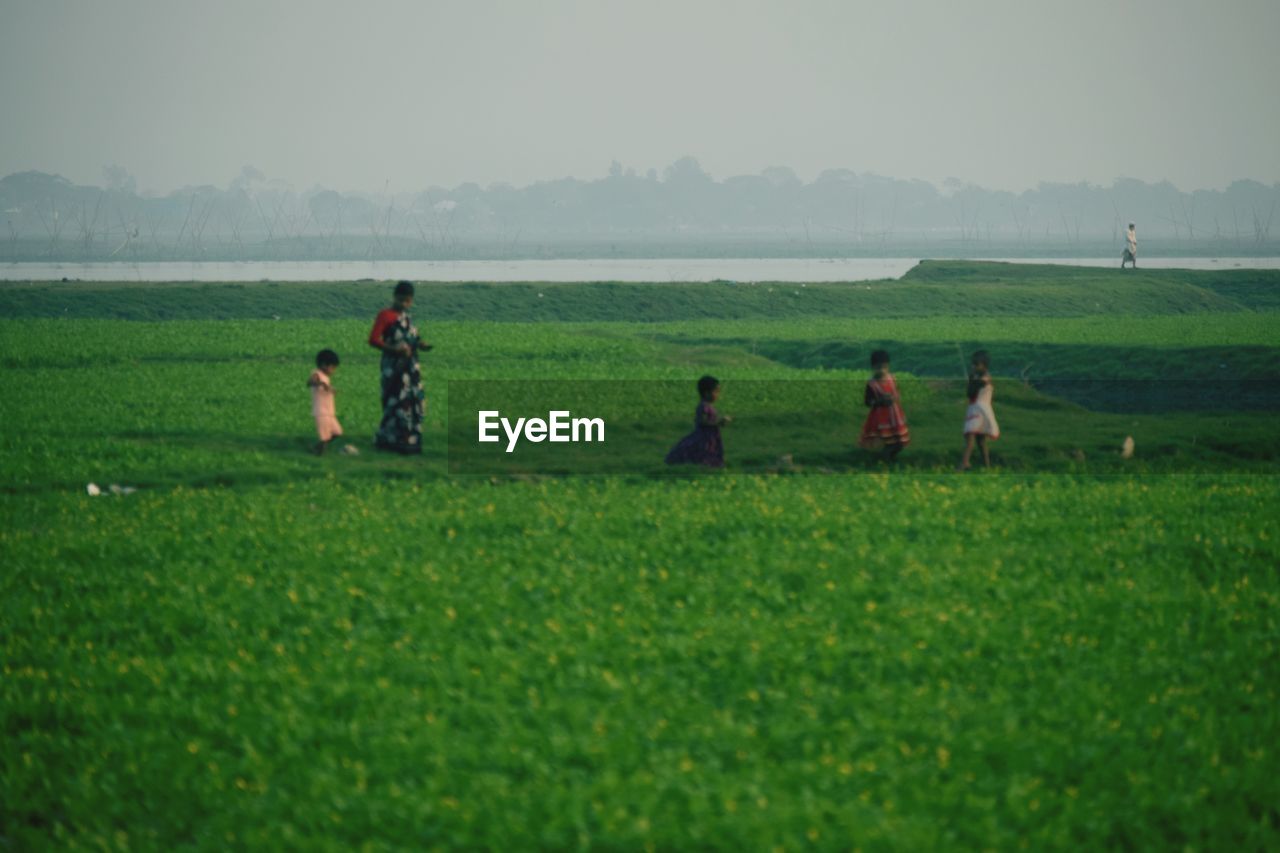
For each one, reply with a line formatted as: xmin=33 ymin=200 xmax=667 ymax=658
xmin=870 ymin=349 xmax=890 ymax=368
xmin=394 ymin=280 xmax=415 ymax=298
xmin=971 ymin=349 xmax=990 ymax=369
xmin=697 ymin=375 xmax=720 ymax=400
xmin=316 ymin=349 xmax=340 ymax=368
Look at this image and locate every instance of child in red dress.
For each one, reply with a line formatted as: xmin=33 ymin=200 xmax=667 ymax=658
xmin=859 ymin=349 xmax=910 ymax=462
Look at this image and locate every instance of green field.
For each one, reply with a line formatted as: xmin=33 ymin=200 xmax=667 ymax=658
xmin=2 ymin=262 xmax=1278 ymax=848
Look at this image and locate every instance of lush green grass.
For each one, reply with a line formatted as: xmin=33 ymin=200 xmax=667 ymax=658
xmin=0 ymin=316 xmax=1276 ymax=490
xmin=4 ymin=476 xmax=1278 ymax=849
xmin=3 ymin=260 xmax=1279 ymax=321
xmin=2 ymin=264 xmax=1278 ymax=848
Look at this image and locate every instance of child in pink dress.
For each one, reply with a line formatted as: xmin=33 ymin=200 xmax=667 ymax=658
xmin=308 ymin=349 xmax=342 ymax=455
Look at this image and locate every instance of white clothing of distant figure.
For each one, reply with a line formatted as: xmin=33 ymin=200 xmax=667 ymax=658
xmin=1121 ymin=223 xmax=1138 ymax=269
xmin=963 ymin=380 xmax=1000 ymax=439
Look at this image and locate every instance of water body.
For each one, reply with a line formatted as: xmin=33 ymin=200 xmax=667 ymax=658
xmin=3 ymin=257 xmax=1279 ymax=283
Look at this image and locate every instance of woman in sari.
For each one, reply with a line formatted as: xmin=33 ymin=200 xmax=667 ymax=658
xmin=368 ymin=280 xmax=432 ymax=454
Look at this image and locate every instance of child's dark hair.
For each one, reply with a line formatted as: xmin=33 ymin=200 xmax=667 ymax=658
xmin=316 ymin=349 xmax=340 ymax=368
xmin=967 ymin=350 xmax=990 ymax=399
xmin=394 ymin=280 xmax=415 ymax=298
xmin=697 ymin=375 xmax=720 ymax=400
xmin=870 ymin=349 xmax=890 ymax=368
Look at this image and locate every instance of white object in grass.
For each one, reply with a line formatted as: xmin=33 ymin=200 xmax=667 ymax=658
xmin=1121 ymin=436 xmax=1135 ymax=459
xmin=86 ymin=482 xmax=101 ymax=496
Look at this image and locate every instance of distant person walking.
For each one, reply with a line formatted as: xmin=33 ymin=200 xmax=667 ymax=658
xmin=1121 ymin=222 xmax=1138 ymax=269
xmin=369 ymin=280 xmax=432 ymax=454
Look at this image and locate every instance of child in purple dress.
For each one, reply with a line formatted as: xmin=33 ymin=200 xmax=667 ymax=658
xmin=665 ymin=375 xmax=732 ymax=467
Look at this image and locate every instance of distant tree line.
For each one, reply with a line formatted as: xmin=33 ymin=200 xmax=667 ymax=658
xmin=2 ymin=160 xmax=1276 ymax=261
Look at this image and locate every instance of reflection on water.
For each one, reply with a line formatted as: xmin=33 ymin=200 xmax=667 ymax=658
xmin=3 ymin=257 xmax=1279 ymax=283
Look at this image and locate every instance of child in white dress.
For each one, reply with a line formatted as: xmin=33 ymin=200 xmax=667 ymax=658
xmin=959 ymin=349 xmax=999 ymax=470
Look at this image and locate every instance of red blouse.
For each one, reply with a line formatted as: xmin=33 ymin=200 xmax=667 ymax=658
xmin=369 ymin=309 xmax=400 ymax=348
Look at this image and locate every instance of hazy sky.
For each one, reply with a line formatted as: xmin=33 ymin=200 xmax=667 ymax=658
xmin=2 ymin=0 xmax=1278 ymax=194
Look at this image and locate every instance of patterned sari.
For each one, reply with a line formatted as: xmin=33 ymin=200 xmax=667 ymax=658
xmin=375 ymin=311 xmax=425 ymax=454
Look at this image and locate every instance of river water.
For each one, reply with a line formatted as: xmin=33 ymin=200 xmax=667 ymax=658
xmin=3 ymin=257 xmax=1279 ymax=283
